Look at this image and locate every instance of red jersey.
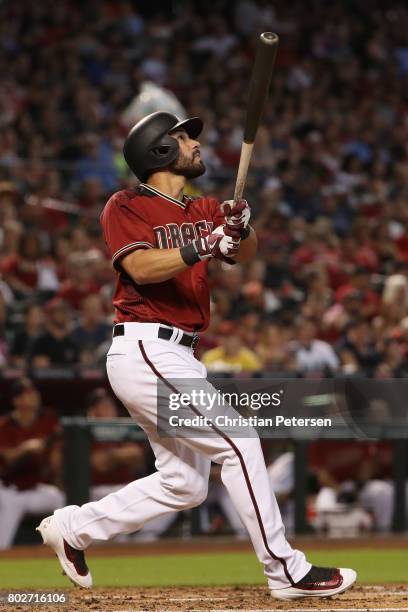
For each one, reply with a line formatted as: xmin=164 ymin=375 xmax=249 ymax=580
xmin=0 ymin=410 xmax=59 ymax=490
xmin=308 ymin=441 xmax=377 ymax=483
xmin=57 ymin=279 xmax=100 ymax=310
xmin=91 ymin=441 xmax=142 ymax=486
xmin=100 ymin=184 xmax=226 ymax=332
xmin=1 ymin=254 xmax=38 ymax=289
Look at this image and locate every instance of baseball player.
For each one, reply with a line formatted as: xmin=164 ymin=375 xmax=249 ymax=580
xmin=37 ymin=112 xmax=356 ymax=599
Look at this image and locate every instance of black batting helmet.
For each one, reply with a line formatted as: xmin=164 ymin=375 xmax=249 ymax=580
xmin=123 ymin=112 xmax=203 ymax=181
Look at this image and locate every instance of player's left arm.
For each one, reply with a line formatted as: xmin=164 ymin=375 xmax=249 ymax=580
xmin=233 ymin=226 xmax=257 ymax=263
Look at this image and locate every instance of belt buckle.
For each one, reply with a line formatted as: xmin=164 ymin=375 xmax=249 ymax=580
xmin=191 ymin=334 xmax=199 ymax=350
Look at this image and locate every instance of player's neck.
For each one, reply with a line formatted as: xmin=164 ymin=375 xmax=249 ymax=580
xmin=146 ymin=172 xmax=186 ymax=202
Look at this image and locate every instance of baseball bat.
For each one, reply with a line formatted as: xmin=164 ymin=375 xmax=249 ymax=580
xmin=233 ymin=32 xmax=279 ymax=203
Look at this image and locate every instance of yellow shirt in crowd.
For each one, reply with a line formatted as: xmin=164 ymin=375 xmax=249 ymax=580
xmin=202 ymin=347 xmax=262 ymax=373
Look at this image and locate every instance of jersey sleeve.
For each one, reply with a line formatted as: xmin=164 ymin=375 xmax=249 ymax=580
xmin=101 ymin=196 xmax=155 ymax=269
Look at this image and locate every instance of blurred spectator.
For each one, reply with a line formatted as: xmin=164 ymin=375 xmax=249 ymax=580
xmin=9 ymin=302 xmax=45 ymax=368
xmin=309 ymin=441 xmax=394 ymax=532
xmin=57 ymin=252 xmax=100 ymax=311
xmin=375 ymin=337 xmax=408 ymax=378
xmin=255 ymin=322 xmax=294 ymax=372
xmin=192 ymin=18 xmax=238 ymax=59
xmin=85 ymin=388 xmax=145 ymax=501
xmin=0 ymin=182 xmax=18 ymax=230
xmin=74 ymin=134 xmax=118 ymax=193
xmin=1 ymin=230 xmax=58 ymax=300
xmin=1 ymin=230 xmax=40 ymax=298
xmin=140 ymin=46 xmax=169 ymax=84
xmin=337 ymin=319 xmax=380 ymax=376
xmin=291 ymin=317 xmax=339 ymax=375
xmin=202 ymin=322 xmax=262 ymax=373
xmin=323 ymin=289 xmax=366 ymax=340
xmin=335 ymin=267 xmax=380 ymax=320
xmin=0 ymin=219 xmax=23 ymax=261
xmin=0 ymin=378 xmax=63 ymax=548
xmin=0 ymin=291 xmax=8 ymax=369
xmin=381 ymin=274 xmax=408 ymax=326
xmin=300 ymin=269 xmax=332 ymax=321
xmin=71 ymin=294 xmax=111 ymax=366
xmin=29 ymin=299 xmax=79 ymax=368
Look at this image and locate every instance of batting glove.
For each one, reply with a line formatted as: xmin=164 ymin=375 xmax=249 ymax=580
xmin=180 ymin=225 xmax=241 ymax=266
xmin=221 ymin=199 xmax=251 ymax=231
xmin=197 ymin=225 xmax=241 ymax=261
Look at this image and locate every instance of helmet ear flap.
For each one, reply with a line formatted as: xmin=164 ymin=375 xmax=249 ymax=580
xmin=153 ymin=144 xmax=172 ymax=156
xmin=149 ymin=133 xmax=179 ymax=166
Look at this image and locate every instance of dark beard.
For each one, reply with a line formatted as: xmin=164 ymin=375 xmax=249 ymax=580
xmin=170 ymin=151 xmax=206 ymax=178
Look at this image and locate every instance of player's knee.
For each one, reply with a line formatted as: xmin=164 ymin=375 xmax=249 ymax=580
xmin=181 ymin=473 xmax=208 ymax=507
xmin=188 ymin=478 xmax=209 ymax=507
xmin=162 ymin=473 xmax=208 ymax=508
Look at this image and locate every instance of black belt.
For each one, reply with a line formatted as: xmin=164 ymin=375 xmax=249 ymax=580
xmin=113 ymin=324 xmax=199 ymax=349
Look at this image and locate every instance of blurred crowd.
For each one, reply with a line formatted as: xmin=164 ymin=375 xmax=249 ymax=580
xmin=0 ymin=378 xmax=149 ymax=548
xmin=1 ymin=0 xmax=408 ymax=545
xmin=1 ymin=0 xmax=408 ymax=378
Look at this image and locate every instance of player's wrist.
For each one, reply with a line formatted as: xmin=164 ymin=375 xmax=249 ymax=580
xmin=180 ymin=239 xmax=211 ymax=266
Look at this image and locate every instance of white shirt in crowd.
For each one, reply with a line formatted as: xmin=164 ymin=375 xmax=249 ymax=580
xmin=295 ymin=339 xmax=339 ymax=373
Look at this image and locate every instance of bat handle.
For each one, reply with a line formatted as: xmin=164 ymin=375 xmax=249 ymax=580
xmin=233 ymin=182 xmax=244 ymax=204
xmin=233 ymin=141 xmax=254 ymax=205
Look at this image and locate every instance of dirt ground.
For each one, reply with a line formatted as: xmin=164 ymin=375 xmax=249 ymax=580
xmin=4 ymin=585 xmax=408 ymax=612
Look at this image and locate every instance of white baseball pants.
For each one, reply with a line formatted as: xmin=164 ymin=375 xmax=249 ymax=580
xmin=54 ymin=323 xmax=310 ymax=589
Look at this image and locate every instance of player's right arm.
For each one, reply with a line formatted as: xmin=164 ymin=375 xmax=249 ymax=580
xmin=101 ymin=193 xmax=240 ymax=285
xmin=121 ymin=248 xmax=188 ymax=285
xmin=122 ymin=225 xmax=240 ymax=284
